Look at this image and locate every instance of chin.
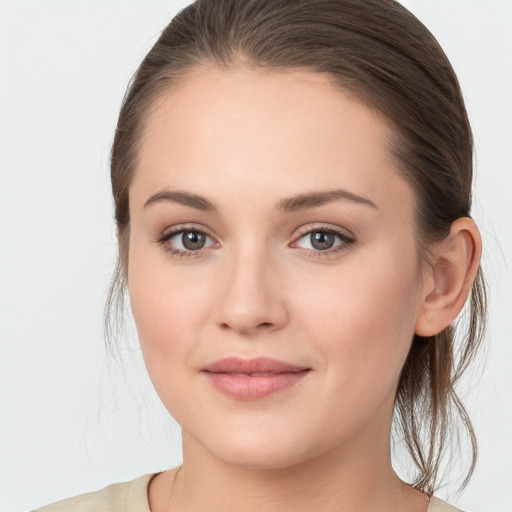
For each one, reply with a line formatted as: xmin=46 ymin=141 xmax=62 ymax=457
xmin=187 ymin=422 xmax=319 ymax=470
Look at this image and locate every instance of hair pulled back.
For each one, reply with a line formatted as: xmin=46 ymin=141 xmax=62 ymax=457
xmin=107 ymin=0 xmax=487 ymax=494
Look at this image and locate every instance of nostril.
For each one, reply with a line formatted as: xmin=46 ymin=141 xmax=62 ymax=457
xmin=219 ymin=321 xmax=274 ymax=332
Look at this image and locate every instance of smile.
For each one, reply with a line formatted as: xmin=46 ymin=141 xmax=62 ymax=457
xmin=202 ymin=357 xmax=311 ymax=400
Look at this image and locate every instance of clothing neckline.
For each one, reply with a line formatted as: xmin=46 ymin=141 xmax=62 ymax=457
xmin=134 ymin=472 xmax=451 ymax=512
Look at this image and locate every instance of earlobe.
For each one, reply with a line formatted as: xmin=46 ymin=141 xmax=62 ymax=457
xmin=415 ymin=217 xmax=482 ymax=337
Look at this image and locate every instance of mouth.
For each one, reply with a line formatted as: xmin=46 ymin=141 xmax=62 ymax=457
xmin=202 ymin=357 xmax=311 ymax=400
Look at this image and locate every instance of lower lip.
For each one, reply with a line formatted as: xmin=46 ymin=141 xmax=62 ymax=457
xmin=204 ymin=370 xmax=310 ymax=400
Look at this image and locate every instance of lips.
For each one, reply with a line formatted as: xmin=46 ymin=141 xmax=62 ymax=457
xmin=202 ymin=357 xmax=310 ymax=400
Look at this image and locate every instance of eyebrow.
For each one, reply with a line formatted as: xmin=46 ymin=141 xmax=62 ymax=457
xmin=144 ymin=190 xmax=216 ymax=211
xmin=143 ymin=188 xmax=377 ymax=212
xmin=278 ymin=189 xmax=377 ymax=212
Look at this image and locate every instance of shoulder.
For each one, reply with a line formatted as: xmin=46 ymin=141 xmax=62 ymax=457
xmin=32 ymin=473 xmax=156 ymax=512
xmin=428 ymin=496 xmax=465 ymax=512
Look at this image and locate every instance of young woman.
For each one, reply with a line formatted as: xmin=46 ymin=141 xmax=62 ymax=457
xmin=33 ymin=0 xmax=488 ymax=510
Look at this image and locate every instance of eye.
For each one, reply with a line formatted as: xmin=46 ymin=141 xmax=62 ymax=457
xmin=292 ymin=227 xmax=354 ymax=254
xmin=158 ymin=228 xmax=217 ymax=255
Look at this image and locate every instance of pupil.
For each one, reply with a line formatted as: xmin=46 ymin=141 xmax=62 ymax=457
xmin=311 ymin=231 xmax=334 ymax=250
xmin=182 ymin=231 xmax=206 ymax=250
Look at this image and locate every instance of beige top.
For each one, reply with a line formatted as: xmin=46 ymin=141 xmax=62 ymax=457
xmin=33 ymin=473 xmax=463 ymax=512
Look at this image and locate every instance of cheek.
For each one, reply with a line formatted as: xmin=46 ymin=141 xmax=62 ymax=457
xmin=295 ymin=249 xmax=421 ymax=400
xmin=127 ymin=239 xmax=213 ymax=378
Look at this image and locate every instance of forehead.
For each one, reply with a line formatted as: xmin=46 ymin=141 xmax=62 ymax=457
xmin=132 ymin=66 xmax=414 ymax=219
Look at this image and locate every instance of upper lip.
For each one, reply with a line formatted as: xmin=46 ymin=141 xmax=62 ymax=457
xmin=203 ymin=357 xmax=309 ymax=374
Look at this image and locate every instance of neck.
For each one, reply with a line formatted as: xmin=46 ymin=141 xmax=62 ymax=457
xmin=155 ymin=426 xmax=428 ymax=512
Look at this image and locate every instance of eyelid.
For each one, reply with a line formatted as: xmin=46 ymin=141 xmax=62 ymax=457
xmin=290 ymin=224 xmax=356 ymax=256
xmin=155 ymin=223 xmax=220 ymax=257
xmin=293 ymin=223 xmax=355 ymax=240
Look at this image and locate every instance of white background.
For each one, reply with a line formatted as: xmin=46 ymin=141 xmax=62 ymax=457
xmin=0 ymin=1 xmax=511 ymax=511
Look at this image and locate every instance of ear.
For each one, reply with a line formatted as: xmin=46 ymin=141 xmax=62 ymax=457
xmin=415 ymin=217 xmax=482 ymax=337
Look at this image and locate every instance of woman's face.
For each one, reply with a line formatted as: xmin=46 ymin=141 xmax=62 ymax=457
xmin=127 ymin=67 xmax=430 ymax=468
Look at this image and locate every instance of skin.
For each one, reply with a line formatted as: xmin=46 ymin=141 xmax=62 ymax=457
xmin=126 ymin=67 xmax=481 ymax=512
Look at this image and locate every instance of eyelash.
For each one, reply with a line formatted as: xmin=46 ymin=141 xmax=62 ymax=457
xmin=156 ymin=225 xmax=355 ymax=259
xmin=292 ymin=225 xmax=355 ymax=258
xmin=156 ymin=225 xmax=218 ymax=259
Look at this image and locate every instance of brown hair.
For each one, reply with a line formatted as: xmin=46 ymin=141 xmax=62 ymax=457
xmin=106 ymin=0 xmax=487 ymax=494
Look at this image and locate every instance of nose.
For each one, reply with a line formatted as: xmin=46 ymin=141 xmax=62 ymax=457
xmin=214 ymin=248 xmax=289 ymax=336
